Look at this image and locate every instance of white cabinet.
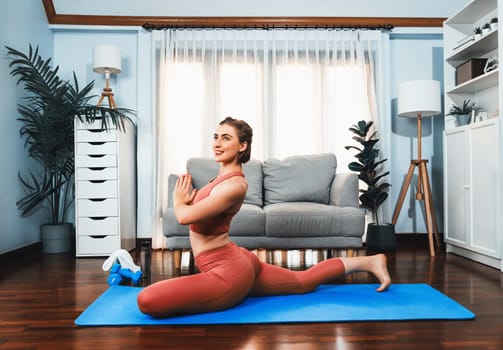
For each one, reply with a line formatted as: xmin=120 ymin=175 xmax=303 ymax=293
xmin=74 ymin=118 xmax=137 ymax=256
xmin=443 ymin=0 xmax=503 ymax=271
xmin=444 ymin=120 xmax=501 ymax=270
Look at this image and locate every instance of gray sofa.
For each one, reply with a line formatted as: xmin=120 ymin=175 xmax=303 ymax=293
xmin=163 ymin=153 xmax=365 ymax=251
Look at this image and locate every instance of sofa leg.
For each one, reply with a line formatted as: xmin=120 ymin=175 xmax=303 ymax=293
xmin=346 ymin=248 xmax=356 ymax=257
xmin=173 ymin=249 xmax=182 ymax=270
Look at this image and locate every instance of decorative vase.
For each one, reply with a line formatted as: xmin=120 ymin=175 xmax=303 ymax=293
xmin=457 ymin=113 xmax=471 ymax=126
xmin=366 ymin=223 xmax=396 ymax=252
xmin=41 ymin=223 xmax=73 ymax=254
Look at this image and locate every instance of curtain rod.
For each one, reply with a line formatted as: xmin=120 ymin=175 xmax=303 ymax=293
xmin=142 ymin=23 xmax=394 ymax=31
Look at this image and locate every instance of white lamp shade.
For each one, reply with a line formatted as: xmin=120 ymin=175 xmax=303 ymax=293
xmin=93 ymin=45 xmax=122 ymax=74
xmin=398 ymin=79 xmax=441 ymax=118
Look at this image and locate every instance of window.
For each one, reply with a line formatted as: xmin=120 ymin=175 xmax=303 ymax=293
xmin=157 ymin=29 xmax=379 ymax=171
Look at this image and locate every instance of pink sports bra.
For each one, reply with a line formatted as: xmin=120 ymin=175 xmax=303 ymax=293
xmin=189 ymin=171 xmax=245 ymax=235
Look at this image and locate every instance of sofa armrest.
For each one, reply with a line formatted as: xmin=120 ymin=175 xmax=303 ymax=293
xmin=330 ymin=172 xmax=360 ymax=208
xmin=167 ymin=174 xmax=179 ymax=208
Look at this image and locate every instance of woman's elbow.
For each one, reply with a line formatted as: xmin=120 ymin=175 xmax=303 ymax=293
xmin=174 ymin=210 xmax=190 ymax=225
xmin=176 ymin=216 xmax=190 ymax=225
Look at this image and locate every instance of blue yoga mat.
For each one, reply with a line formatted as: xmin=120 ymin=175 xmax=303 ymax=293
xmin=75 ymin=283 xmax=475 ymax=326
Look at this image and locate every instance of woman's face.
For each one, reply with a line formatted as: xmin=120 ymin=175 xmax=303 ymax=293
xmin=213 ymin=123 xmax=246 ymax=164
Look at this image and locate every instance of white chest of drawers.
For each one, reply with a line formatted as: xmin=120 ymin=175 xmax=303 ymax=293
xmin=74 ymin=117 xmax=136 ymax=256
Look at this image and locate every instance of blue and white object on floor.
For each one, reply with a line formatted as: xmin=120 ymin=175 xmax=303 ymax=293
xmin=75 ymin=283 xmax=475 ymax=326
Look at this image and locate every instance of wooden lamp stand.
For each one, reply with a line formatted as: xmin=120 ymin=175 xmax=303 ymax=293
xmin=96 ymin=72 xmax=117 ymax=109
xmin=391 ymin=112 xmax=441 ymax=256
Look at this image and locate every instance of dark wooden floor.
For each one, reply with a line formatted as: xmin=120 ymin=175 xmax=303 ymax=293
xmin=1 ymin=238 xmax=502 ymax=350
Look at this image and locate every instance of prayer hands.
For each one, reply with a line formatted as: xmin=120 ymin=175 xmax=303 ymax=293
xmin=173 ymin=173 xmax=197 ymax=206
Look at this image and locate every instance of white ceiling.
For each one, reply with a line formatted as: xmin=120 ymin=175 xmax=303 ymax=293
xmin=52 ymin=0 xmax=468 ymax=18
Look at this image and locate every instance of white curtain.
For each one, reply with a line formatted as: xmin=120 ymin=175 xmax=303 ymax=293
xmin=150 ymin=28 xmax=389 ymax=248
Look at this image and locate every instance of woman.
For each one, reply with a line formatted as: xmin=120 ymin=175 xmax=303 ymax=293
xmin=138 ymin=117 xmax=391 ymax=317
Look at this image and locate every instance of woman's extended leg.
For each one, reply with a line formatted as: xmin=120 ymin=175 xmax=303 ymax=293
xmin=249 ymin=253 xmax=391 ymax=296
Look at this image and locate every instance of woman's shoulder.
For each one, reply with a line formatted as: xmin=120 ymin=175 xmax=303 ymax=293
xmin=211 ymin=174 xmax=247 ymax=198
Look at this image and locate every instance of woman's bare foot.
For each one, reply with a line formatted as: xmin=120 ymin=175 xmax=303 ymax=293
xmin=371 ymin=254 xmax=391 ymax=292
xmin=340 ymin=254 xmax=391 ymax=292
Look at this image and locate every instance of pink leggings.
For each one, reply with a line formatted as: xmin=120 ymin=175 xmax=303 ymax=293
xmin=137 ymin=242 xmax=345 ymax=317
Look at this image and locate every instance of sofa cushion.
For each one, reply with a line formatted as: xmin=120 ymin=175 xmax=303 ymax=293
xmin=229 ymin=204 xmax=265 ymax=236
xmin=163 ymin=204 xmax=265 ymax=238
xmin=242 ymin=160 xmax=263 ymax=207
xmin=264 ymin=202 xmax=364 ymax=238
xmin=187 ymin=158 xmax=219 ymax=189
xmin=263 ymin=153 xmax=337 ymax=205
xmin=187 ymin=157 xmax=263 ymax=206
xmin=163 ymin=208 xmax=188 ymax=236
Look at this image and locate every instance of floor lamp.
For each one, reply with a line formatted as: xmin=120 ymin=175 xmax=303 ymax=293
xmin=393 ymin=80 xmax=442 ymax=257
xmin=93 ymin=45 xmax=122 ymax=109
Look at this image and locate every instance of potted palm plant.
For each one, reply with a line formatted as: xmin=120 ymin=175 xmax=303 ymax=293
xmin=446 ymin=99 xmax=480 ymax=126
xmin=6 ymin=45 xmax=134 ymax=253
xmin=345 ymin=120 xmax=394 ymax=251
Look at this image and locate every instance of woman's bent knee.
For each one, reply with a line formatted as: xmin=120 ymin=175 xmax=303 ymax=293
xmin=137 ymin=288 xmax=172 ymax=317
xmin=137 ymin=289 xmax=155 ymax=315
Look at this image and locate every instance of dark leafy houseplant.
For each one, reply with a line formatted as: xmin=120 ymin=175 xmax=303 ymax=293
xmin=345 ymin=120 xmax=391 ymax=225
xmin=446 ymin=99 xmax=480 ymax=116
xmin=6 ymin=45 xmax=134 ymax=224
xmin=447 ymin=99 xmax=480 ymax=126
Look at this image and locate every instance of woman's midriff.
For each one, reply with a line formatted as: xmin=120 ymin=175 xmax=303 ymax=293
xmin=190 ymin=231 xmax=231 ymax=257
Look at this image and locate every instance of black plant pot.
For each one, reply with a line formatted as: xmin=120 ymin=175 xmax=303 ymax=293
xmin=41 ymin=223 xmax=73 ymax=254
xmin=366 ymin=223 xmax=396 ymax=252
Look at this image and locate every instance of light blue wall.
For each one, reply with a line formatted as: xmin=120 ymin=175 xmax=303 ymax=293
xmin=0 ymin=0 xmax=53 ymax=254
xmin=389 ymin=32 xmax=445 ymax=234
xmin=52 ymin=29 xmax=138 ymax=111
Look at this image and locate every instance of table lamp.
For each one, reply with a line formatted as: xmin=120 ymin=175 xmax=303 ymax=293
xmin=93 ymin=45 xmax=122 ymax=109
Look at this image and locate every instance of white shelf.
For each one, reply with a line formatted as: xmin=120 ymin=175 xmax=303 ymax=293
xmin=443 ymin=0 xmax=503 ymax=272
xmin=446 ymin=29 xmax=498 ymax=63
xmin=445 ymin=0 xmax=497 ymax=25
xmin=446 ymin=68 xmax=499 ymax=94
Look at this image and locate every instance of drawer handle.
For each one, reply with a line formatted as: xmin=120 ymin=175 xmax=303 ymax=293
xmin=90 ymin=235 xmax=107 ymax=239
xmin=89 ymin=167 xmax=106 ymax=171
xmin=89 ymin=142 xmax=106 ymax=145
xmin=89 ymin=217 xmax=107 ymax=220
xmin=89 ymin=180 xmax=106 ymax=184
xmin=89 ymin=154 xmax=105 ymax=158
xmin=89 ymin=198 xmax=106 ymax=202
